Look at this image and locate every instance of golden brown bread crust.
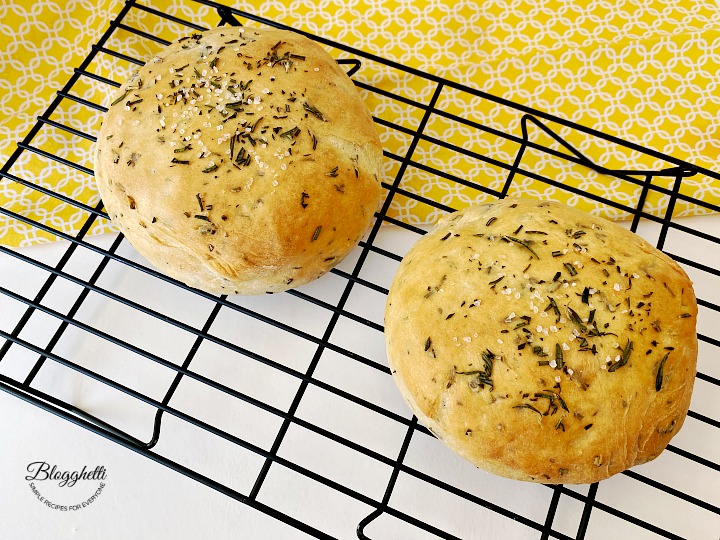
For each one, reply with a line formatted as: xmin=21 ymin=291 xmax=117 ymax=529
xmin=385 ymin=198 xmax=697 ymax=483
xmin=94 ymin=26 xmax=382 ymax=294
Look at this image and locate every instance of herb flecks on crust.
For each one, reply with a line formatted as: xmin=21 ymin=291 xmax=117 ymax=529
xmin=385 ymin=199 xmax=697 ymax=484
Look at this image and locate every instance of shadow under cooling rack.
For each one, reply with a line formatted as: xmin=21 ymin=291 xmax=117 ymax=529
xmin=1 ymin=1 xmax=719 ymax=539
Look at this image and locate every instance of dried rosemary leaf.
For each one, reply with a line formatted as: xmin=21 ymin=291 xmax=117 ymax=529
xmin=110 ymin=91 xmax=128 ymax=106
xmin=303 ymin=102 xmax=325 ymax=121
xmin=655 ymin=352 xmax=670 ymax=391
xmin=608 ymin=339 xmax=634 ymax=372
xmin=513 ymin=404 xmax=543 ymax=417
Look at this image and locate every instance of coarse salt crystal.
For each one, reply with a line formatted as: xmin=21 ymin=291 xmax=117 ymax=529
xmin=463 ymin=337 xmax=472 ymax=343
xmin=562 ymin=343 xmax=570 ymax=351
xmin=555 ymin=376 xmax=561 ymax=383
xmin=567 ymin=368 xmax=574 ymax=375
xmin=613 ymin=283 xmax=622 ymax=291
xmin=504 ymin=312 xmax=516 ymax=322
xmin=497 ymin=339 xmax=504 ymax=344
xmin=549 ymin=359 xmax=558 ymax=368
xmin=550 ymin=325 xmax=558 ymax=332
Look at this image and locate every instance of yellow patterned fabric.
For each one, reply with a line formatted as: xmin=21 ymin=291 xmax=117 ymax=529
xmin=2 ymin=0 xmax=720 ymax=247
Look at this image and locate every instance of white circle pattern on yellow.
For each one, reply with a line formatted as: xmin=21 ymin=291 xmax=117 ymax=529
xmin=2 ymin=0 xmax=720 ymax=247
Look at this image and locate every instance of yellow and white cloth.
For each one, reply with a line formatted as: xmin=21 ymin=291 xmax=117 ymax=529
xmin=2 ymin=0 xmax=720 ymax=247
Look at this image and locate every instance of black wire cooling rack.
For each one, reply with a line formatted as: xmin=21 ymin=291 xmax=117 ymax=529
xmin=1 ymin=1 xmax=719 ymax=538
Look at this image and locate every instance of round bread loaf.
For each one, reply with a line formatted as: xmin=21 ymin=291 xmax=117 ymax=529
xmin=94 ymin=26 xmax=382 ymax=294
xmin=385 ymin=198 xmax=697 ymax=484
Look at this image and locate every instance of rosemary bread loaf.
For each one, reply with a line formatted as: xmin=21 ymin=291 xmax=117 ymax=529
xmin=385 ymin=198 xmax=697 ymax=484
xmin=94 ymin=26 xmax=382 ymax=294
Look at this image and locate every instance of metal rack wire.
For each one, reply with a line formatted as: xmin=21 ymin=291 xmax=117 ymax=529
xmin=1 ymin=1 xmax=719 ymax=538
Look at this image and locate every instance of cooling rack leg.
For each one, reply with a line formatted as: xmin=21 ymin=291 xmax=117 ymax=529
xmin=576 ymin=482 xmax=599 ymax=539
xmin=356 ymin=417 xmax=418 ymax=540
xmin=501 ymin=126 xmax=528 ymax=198
xmin=143 ymin=299 xmax=226 ymax=450
xmin=539 ymin=485 xmax=562 ymax=540
xmin=630 ymin=174 xmax=653 ymax=233
xmin=655 ymin=171 xmax=685 ymax=251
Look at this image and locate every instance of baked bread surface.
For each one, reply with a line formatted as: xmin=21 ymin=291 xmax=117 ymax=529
xmin=385 ymin=198 xmax=697 ymax=483
xmin=95 ymin=26 xmax=382 ymax=294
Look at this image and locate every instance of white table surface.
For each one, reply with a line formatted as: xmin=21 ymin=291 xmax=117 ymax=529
xmin=1 ymin=217 xmax=719 ymax=540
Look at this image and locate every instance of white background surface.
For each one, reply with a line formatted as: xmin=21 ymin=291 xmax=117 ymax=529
xmin=0 ymin=218 xmax=719 ymax=540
